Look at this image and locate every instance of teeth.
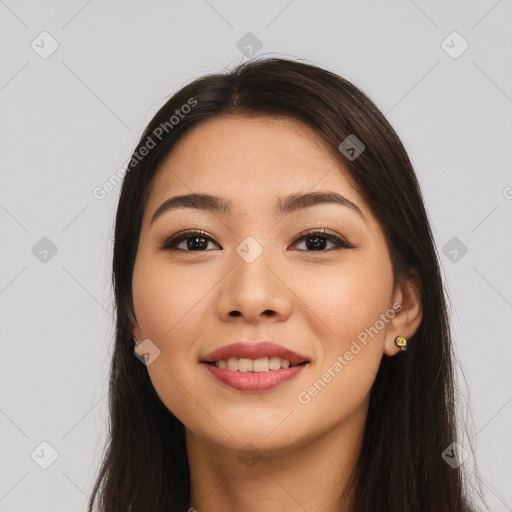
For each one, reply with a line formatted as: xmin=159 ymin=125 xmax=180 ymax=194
xmin=214 ymin=357 xmax=298 ymax=371
xmin=238 ymin=358 xmax=253 ymax=372
xmin=253 ymin=357 xmax=269 ymax=372
xmin=227 ymin=358 xmax=238 ymax=371
xmin=269 ymin=356 xmax=281 ymax=370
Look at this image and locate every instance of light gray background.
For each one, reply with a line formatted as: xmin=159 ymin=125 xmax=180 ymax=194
xmin=1 ymin=1 xmax=511 ymax=511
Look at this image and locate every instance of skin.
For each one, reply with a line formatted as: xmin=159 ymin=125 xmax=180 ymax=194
xmin=131 ymin=115 xmax=423 ymax=512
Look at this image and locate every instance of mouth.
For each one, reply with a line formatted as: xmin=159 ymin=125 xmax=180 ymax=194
xmin=203 ymin=357 xmax=309 ymax=371
xmin=200 ymin=341 xmax=311 ymax=392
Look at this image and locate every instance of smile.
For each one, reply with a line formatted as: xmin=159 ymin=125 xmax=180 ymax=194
xmin=200 ymin=341 xmax=311 ymax=391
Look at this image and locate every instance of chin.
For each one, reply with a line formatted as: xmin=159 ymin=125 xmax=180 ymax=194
xmin=185 ymin=413 xmax=313 ymax=456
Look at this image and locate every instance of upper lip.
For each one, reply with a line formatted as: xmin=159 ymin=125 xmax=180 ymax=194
xmin=202 ymin=341 xmax=310 ymax=365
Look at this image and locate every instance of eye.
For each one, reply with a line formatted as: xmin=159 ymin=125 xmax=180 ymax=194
xmin=159 ymin=230 xmax=221 ymax=252
xmin=159 ymin=228 xmax=354 ymax=253
xmin=290 ymin=229 xmax=353 ymax=251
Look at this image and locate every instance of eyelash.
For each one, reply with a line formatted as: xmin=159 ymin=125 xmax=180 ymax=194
xmin=158 ymin=229 xmax=354 ymax=252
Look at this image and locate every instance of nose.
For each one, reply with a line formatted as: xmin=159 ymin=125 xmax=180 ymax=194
xmin=215 ymin=248 xmax=292 ymax=325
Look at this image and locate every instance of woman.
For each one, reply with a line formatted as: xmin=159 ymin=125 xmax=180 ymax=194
xmin=88 ymin=57 xmax=486 ymax=511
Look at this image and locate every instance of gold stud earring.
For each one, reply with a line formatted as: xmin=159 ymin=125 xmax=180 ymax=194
xmin=394 ymin=335 xmax=407 ymax=351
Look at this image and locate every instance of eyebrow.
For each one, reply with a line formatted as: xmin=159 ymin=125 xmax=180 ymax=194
xmin=150 ymin=191 xmax=367 ymax=226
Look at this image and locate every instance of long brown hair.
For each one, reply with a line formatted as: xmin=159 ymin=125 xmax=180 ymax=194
xmin=88 ymin=56 xmax=485 ymax=511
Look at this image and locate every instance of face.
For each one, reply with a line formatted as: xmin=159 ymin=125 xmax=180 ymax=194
xmin=131 ymin=115 xmax=405 ymax=454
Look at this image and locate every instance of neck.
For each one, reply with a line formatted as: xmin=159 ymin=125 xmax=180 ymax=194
xmin=186 ymin=400 xmax=367 ymax=512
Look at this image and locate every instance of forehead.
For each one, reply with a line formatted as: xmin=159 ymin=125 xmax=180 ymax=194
xmin=146 ymin=115 xmax=362 ymax=216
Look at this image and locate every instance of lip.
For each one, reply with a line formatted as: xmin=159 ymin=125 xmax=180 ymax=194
xmin=202 ymin=363 xmax=308 ymax=392
xmin=202 ymin=341 xmax=309 ymax=366
xmin=201 ymin=341 xmax=310 ymax=392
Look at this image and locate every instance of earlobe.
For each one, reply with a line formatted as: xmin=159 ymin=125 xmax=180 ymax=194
xmin=394 ymin=335 xmax=408 ymax=351
xmin=384 ymin=274 xmax=423 ymax=356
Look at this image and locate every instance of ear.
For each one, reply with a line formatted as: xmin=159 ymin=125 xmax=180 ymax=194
xmin=384 ymin=271 xmax=423 ymax=356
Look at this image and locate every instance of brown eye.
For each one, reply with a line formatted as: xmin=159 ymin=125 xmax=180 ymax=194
xmin=291 ymin=230 xmax=353 ymax=251
xmin=159 ymin=230 xmax=221 ymax=252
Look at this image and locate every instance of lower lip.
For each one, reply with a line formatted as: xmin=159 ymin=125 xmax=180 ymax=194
xmin=202 ymin=363 xmax=308 ymax=392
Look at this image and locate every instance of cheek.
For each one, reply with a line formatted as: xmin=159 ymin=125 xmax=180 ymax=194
xmin=302 ymin=255 xmax=394 ymax=351
xmin=131 ymin=252 xmax=211 ymax=344
xmin=131 ymin=255 xmax=208 ymax=423
xmin=293 ymin=265 xmax=393 ymax=427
